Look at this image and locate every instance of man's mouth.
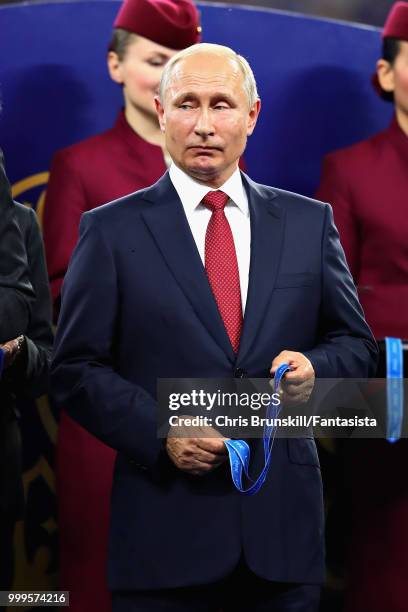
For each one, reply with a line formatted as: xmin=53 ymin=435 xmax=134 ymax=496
xmin=188 ymin=146 xmax=222 ymax=153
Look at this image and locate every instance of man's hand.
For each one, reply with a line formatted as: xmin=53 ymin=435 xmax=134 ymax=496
xmin=166 ymin=420 xmax=228 ymax=476
xmin=0 ymin=335 xmax=24 ymax=369
xmin=270 ymin=350 xmax=315 ymax=406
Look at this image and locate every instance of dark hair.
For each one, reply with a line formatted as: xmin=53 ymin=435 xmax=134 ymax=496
xmin=108 ymin=28 xmax=138 ymax=61
xmin=379 ymin=37 xmax=401 ymax=102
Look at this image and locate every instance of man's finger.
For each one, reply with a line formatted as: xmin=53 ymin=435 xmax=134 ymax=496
xmin=282 ymin=373 xmax=305 ymax=384
xmin=283 ymin=371 xmax=311 ymax=384
xmin=191 ymin=447 xmax=226 ymax=464
xmin=195 ymin=437 xmax=228 ymax=455
xmin=270 ymin=351 xmax=293 ymax=374
xmin=285 ymin=364 xmax=314 ymax=378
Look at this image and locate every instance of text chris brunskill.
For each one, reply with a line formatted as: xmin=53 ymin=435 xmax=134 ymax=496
xmin=168 ymin=414 xmax=378 ymax=429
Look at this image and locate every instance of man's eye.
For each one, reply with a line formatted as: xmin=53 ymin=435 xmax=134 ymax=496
xmin=214 ymin=105 xmax=228 ymax=110
xmin=180 ymin=104 xmax=193 ymax=110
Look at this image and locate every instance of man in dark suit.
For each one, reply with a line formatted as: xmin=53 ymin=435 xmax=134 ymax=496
xmin=0 ymin=154 xmax=53 ymax=594
xmin=51 ymin=43 xmax=377 ymax=611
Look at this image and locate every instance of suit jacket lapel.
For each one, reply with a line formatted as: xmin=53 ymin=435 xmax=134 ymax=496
xmin=140 ymin=172 xmax=235 ymax=364
xmin=237 ymin=173 xmax=286 ymax=364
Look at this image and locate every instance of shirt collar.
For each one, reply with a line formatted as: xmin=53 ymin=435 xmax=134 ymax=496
xmin=169 ymin=162 xmax=249 ymax=216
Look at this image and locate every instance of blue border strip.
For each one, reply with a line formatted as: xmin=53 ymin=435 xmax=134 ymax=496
xmin=385 ymin=337 xmax=404 ymax=444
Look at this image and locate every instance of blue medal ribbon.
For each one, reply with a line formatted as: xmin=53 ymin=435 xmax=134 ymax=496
xmin=224 ymin=363 xmax=291 ymax=495
xmin=0 ymin=347 xmax=4 ymax=378
xmin=385 ymin=337 xmax=404 ymax=444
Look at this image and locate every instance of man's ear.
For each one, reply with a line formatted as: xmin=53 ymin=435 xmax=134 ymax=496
xmin=377 ymin=58 xmax=395 ymax=94
xmin=247 ymin=99 xmax=261 ymax=136
xmin=107 ymin=51 xmax=124 ymax=85
xmin=155 ymin=96 xmax=166 ymax=132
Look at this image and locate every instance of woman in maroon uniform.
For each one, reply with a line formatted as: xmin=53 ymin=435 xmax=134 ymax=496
xmin=316 ymin=3 xmax=408 ymax=611
xmin=317 ymin=3 xmax=408 ymax=340
xmin=43 ymin=2 xmax=200 ymax=611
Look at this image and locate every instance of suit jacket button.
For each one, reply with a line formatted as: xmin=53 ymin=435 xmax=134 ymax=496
xmin=234 ymin=368 xmax=247 ymax=378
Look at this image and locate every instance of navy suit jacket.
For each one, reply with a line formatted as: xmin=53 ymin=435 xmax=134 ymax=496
xmin=51 ymin=171 xmax=377 ymax=591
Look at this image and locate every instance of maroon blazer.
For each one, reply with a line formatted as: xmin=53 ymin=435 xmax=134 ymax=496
xmin=316 ymin=116 xmax=408 ymax=339
xmin=317 ymin=117 xmax=408 ymax=612
xmin=43 ymin=111 xmax=167 ymax=307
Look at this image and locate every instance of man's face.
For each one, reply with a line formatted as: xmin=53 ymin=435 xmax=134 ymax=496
xmin=155 ymin=52 xmax=260 ymax=186
xmin=377 ymin=40 xmax=408 ymax=115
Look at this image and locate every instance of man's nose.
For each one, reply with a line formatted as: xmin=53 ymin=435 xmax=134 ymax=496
xmin=194 ymin=109 xmax=215 ymax=137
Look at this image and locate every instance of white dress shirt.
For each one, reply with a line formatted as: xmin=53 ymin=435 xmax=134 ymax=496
xmin=169 ymin=162 xmax=251 ymax=312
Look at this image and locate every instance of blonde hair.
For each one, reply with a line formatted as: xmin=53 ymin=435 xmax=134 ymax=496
xmin=159 ymin=43 xmax=259 ymax=108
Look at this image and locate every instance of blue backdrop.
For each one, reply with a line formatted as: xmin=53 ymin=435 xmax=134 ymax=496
xmin=0 ymin=0 xmax=393 ymax=204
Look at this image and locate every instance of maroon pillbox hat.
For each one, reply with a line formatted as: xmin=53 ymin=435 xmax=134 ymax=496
xmin=372 ymin=2 xmax=408 ymax=97
xmin=382 ymin=1 xmax=408 ymax=40
xmin=113 ymin=0 xmax=201 ymax=50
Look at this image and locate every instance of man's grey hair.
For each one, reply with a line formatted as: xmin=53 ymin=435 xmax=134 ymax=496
xmin=159 ymin=43 xmax=260 ymax=108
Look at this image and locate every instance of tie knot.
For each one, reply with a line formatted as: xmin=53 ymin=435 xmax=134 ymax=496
xmin=202 ymin=190 xmax=229 ymax=212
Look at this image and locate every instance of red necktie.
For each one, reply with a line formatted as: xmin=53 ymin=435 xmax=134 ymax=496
xmin=202 ymin=190 xmax=243 ymax=353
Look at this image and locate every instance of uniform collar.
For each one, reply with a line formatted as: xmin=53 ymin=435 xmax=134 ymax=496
xmin=169 ymin=162 xmax=249 ymax=216
xmin=114 ymin=109 xmax=163 ymax=156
